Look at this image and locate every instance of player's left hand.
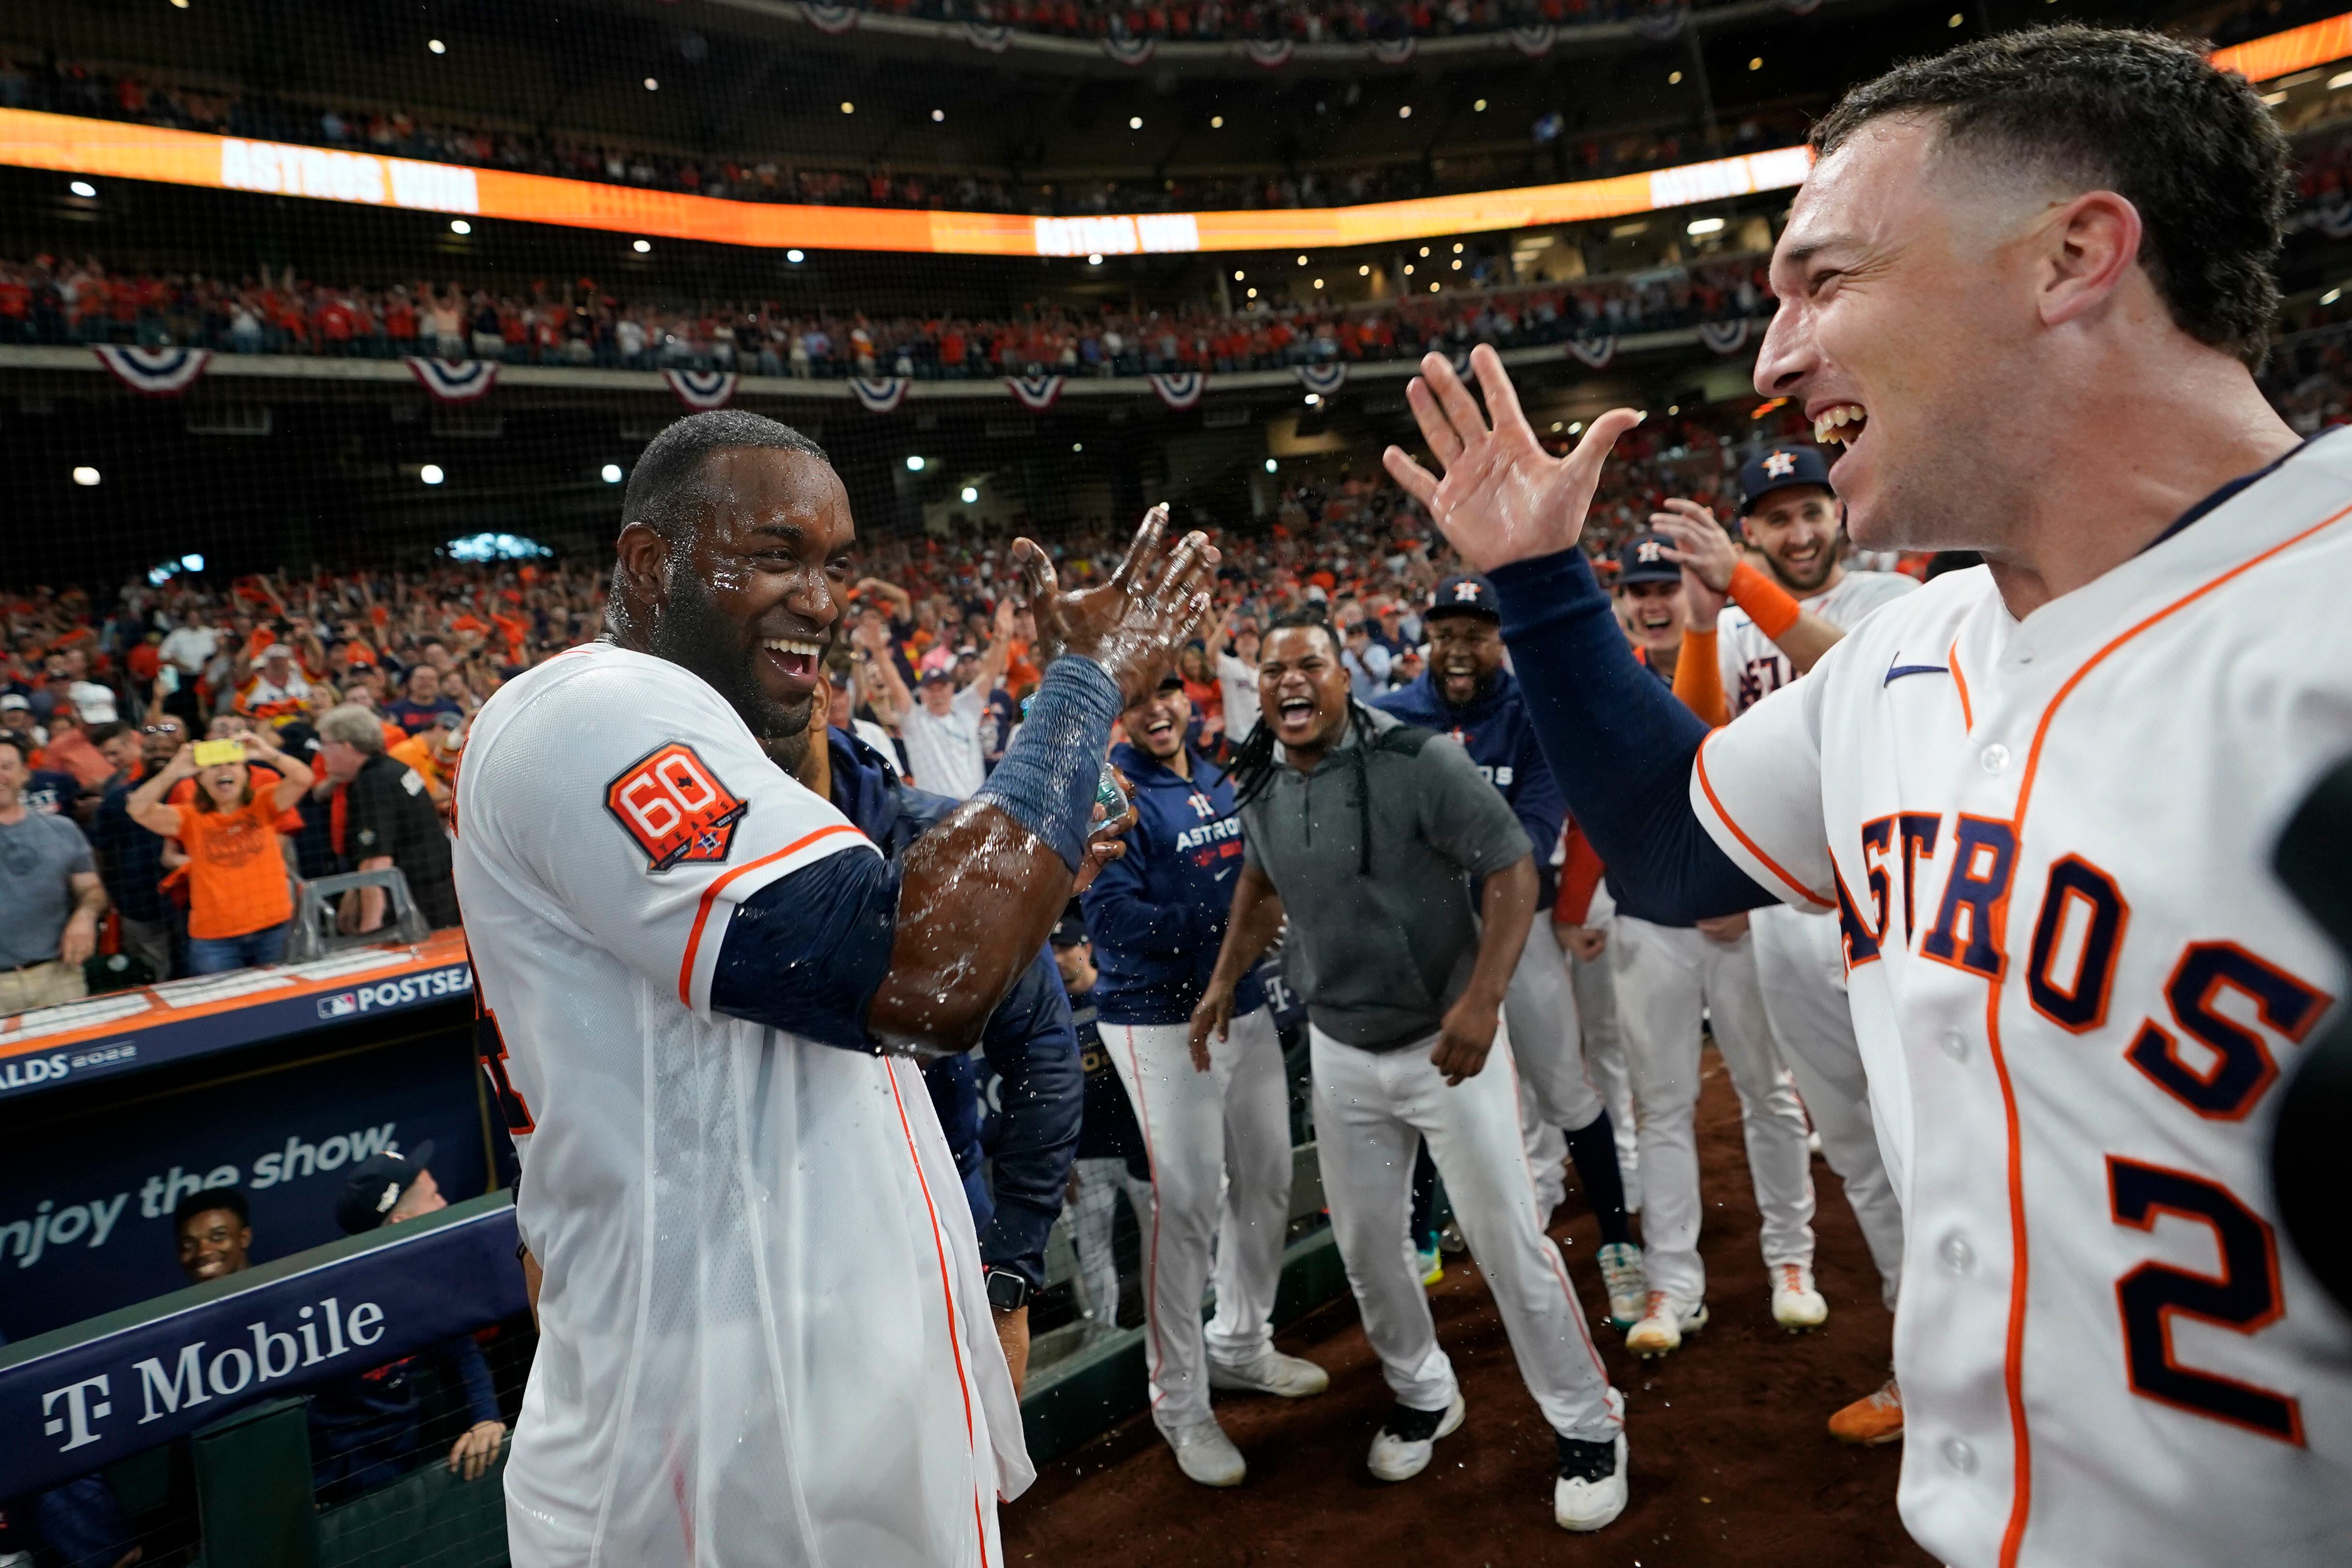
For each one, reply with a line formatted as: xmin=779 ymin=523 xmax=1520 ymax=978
xmin=447 ymin=1420 xmax=507 ymax=1481
xmin=1431 ymin=991 xmax=1501 ymax=1085
xmin=1696 ymin=911 xmax=1750 ymax=945
xmin=1011 ymin=504 xmax=1218 ymax=705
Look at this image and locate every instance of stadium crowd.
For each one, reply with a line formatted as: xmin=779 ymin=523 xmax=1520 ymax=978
xmin=0 ymin=252 xmax=1773 ymax=372
xmin=0 ymin=45 xmax=1800 ymax=214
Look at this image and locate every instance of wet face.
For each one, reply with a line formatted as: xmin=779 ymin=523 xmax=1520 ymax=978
xmin=177 ymin=1206 xmax=251 ymax=1283
xmin=634 ymin=447 xmax=856 ymax=771
xmin=1425 ymin=614 xmax=1504 ymax=707
xmin=1615 ymin=580 xmax=1687 ymax=654
xmin=1742 ymin=486 xmax=1842 ymax=593
xmin=1758 ymin=118 xmax=2041 ymax=550
xmin=1123 ymin=684 xmax=1192 ymax=761
xmin=1257 ymin=626 xmax=1351 ymax=754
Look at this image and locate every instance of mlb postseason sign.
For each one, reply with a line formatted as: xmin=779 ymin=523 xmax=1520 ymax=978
xmin=0 ymin=930 xmax=473 ymax=1102
xmin=0 ymin=1194 xmax=524 ymax=1496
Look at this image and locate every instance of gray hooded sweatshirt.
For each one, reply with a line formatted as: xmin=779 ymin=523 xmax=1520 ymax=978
xmin=1239 ymin=706 xmax=1531 ymax=1051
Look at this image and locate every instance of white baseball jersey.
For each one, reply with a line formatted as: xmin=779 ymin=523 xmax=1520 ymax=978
xmin=1718 ymin=567 xmax=1919 ymax=717
xmin=1689 ymin=430 xmax=2352 ymax=1567
xmin=454 ymin=642 xmax=1030 ymax=1568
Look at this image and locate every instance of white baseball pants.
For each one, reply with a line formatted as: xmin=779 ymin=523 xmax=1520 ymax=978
xmin=1105 ymin=1007 xmax=1292 ymax=1433
xmin=1750 ymin=906 xmax=1905 ymax=1311
xmin=1609 ymin=916 xmax=1816 ymax=1303
xmin=1067 ymin=1156 xmax=1154 ymax=1335
xmin=1310 ymin=1022 xmax=1618 ymax=1443
xmin=1567 ymin=930 xmax=1641 ymax=1214
xmin=1505 ymin=915 xmax=1603 ymax=1213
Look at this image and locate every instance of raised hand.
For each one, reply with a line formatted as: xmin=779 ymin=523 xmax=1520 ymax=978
xmin=1381 ymin=344 xmax=1643 ymax=572
xmin=1012 ymin=503 xmax=1217 ymax=705
xmin=1650 ymin=498 xmax=1741 ymax=592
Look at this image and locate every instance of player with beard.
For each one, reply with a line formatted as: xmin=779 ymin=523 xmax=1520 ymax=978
xmin=454 ymin=410 xmax=1214 ymax=1568
xmin=1650 ymin=448 xmax=1918 ymax=1442
xmin=1081 ymin=669 xmax=1326 ymax=1489
xmin=1375 ymin=576 xmax=1646 ymax=1328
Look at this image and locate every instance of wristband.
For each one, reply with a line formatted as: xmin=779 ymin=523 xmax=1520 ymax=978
xmin=974 ymin=655 xmax=1123 ymax=872
xmin=1727 ymin=561 xmax=1802 ymax=640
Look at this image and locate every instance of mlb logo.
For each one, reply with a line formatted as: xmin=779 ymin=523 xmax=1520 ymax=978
xmin=318 ymin=992 xmax=359 ymax=1020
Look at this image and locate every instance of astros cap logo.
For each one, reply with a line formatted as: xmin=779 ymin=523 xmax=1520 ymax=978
xmin=1636 ymin=539 xmax=1665 ymax=563
xmin=1763 ymin=449 xmax=1797 ymax=478
xmin=1453 ymin=581 xmax=1481 ymax=602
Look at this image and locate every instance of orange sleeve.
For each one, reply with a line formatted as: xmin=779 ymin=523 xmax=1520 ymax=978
xmin=1728 ymin=561 xmax=1802 ymax=640
xmin=1553 ymin=824 xmax=1608 ymax=927
xmin=1672 ymin=627 xmax=1729 ymax=727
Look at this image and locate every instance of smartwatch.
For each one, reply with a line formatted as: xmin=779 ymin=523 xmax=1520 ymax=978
xmin=983 ymin=1266 xmax=1030 ymax=1313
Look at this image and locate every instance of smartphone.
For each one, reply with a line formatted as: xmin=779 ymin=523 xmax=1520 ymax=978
xmin=192 ymin=739 xmax=245 ymax=767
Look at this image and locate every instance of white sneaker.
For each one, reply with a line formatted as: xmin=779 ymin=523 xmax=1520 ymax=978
xmin=1770 ymin=1262 xmax=1829 ymax=1331
xmin=1164 ymin=1417 xmax=1246 ymax=1487
xmin=1366 ymin=1391 xmax=1465 ymax=1481
xmin=1208 ymin=1346 xmax=1331 ymax=1398
xmin=1597 ymin=1241 xmax=1647 ymax=1330
xmin=1624 ymin=1290 xmax=1707 ymax=1359
xmin=1553 ymin=1387 xmax=1629 ymax=1532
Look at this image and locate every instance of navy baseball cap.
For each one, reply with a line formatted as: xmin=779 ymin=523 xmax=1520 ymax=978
xmin=1614 ymin=532 xmax=1683 ymax=587
xmin=334 ymin=1141 xmax=435 ymax=1235
xmin=1050 ymin=915 xmax=1090 ymax=948
xmin=1738 ymin=445 xmax=1834 ymax=515
xmin=1426 ymin=574 xmax=1500 ymax=621
xmin=918 ymin=666 xmax=953 ymax=685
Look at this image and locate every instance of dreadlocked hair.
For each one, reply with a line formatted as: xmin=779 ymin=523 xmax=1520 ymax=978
xmin=1227 ymin=606 xmax=1390 ymax=874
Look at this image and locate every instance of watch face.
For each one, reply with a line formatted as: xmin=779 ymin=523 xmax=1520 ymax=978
xmin=985 ymin=1269 xmax=1027 ymax=1311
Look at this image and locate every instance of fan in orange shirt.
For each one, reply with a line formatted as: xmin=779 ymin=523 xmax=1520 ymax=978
xmin=127 ymin=733 xmax=313 ymax=974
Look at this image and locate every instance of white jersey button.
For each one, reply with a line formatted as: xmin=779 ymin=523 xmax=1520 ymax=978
xmin=1942 ymin=1436 xmax=1978 ymax=1475
xmin=1979 ymin=743 xmax=2011 ymax=774
xmin=1939 ymin=1030 xmax=1967 ymax=1062
xmin=1938 ymin=1231 xmax=1974 ymax=1274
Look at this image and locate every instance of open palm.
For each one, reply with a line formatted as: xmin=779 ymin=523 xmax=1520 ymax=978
xmin=1381 ymin=344 xmax=1642 ymax=573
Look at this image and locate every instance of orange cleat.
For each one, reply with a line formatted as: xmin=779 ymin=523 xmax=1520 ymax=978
xmin=1828 ymin=1377 xmax=1904 ymax=1446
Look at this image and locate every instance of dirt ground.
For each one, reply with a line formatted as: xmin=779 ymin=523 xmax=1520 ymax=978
xmin=1006 ymin=1050 xmax=1935 ymax=1568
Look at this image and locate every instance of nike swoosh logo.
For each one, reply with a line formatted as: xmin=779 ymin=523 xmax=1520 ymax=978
xmin=1215 ymin=867 xmax=1235 ymax=882
xmin=1884 ymin=654 xmax=1950 ymax=686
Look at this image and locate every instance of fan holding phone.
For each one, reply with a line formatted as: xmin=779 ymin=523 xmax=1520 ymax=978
xmin=124 ymin=733 xmax=313 ymax=973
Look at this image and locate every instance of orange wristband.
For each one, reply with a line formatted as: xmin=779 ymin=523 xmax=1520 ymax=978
xmin=1728 ymin=561 xmax=1802 ymax=640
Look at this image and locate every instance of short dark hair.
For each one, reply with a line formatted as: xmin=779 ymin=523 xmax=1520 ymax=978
xmin=0 ymin=733 xmax=29 ymax=765
xmin=174 ymin=1186 xmax=249 ymax=1229
xmin=621 ymin=410 xmax=831 ymax=546
xmin=1811 ymin=25 xmax=2289 ymax=366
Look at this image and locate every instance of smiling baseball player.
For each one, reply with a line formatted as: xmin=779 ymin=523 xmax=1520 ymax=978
xmin=1386 ymin=30 xmax=2352 ymax=1566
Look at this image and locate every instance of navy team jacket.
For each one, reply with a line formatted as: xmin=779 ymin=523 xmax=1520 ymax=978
xmin=826 ymin=725 xmax=1082 ymax=1291
xmin=1376 ymin=666 xmax=1565 ymax=910
xmin=1081 ymin=742 xmax=1266 ymax=1026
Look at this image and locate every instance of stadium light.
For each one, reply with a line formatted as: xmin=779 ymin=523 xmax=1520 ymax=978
xmin=1088 ymin=253 xmax=1103 ymax=266
xmin=1749 ymin=57 xmax=1763 ymax=70
xmin=786 ymin=249 xmax=804 ymax=263
xmin=1670 ymin=70 xmax=1683 ymax=84
xmin=1296 ymin=254 xmax=1308 ymax=265
xmin=1419 ymin=246 xmax=1430 ymax=257
xmin=1568 ymin=421 xmax=1584 ymax=434
xmin=644 ymin=77 xmax=659 ymax=91
xmin=961 ymin=486 xmax=979 ymax=503
xmin=1429 ymin=281 xmax=1439 ymax=292
xmin=906 ymin=455 xmax=926 ymax=472
xmin=1399 ymin=105 xmax=1412 ymax=118
xmin=2324 ymin=287 xmax=2344 ymax=306
xmin=1451 ymin=259 xmax=1462 ymax=269
xmin=932 ymin=109 xmax=945 ymax=122
xmin=1313 ymin=278 xmax=1324 ymax=288
xmin=1947 ymin=12 xmax=1962 ymax=25
xmin=1404 ymin=265 xmax=1415 ymax=275
xmin=1474 ymin=99 xmax=1488 ymax=111
xmin=1687 ymin=216 xmax=1725 ymax=236
xmin=2333 ymin=70 xmax=2352 ymax=89
xmin=170 ymin=0 xmax=188 ymax=7
xmin=72 ymin=466 xmax=100 ymax=487
xmin=450 ymin=219 xmax=471 ymax=235
xmin=1264 ymin=459 xmax=1277 ymax=473
xmin=1211 ymin=115 xmax=1225 ymax=128
xmin=1246 ymin=287 xmax=1258 ymax=298
xmin=69 ymin=180 xmax=95 ymax=198
xmin=1453 ymin=242 xmax=1464 ymax=252
xmin=1129 ymin=117 xmax=1143 ymax=130
xmin=633 ymin=239 xmax=651 ymax=253
xmin=1072 ymin=443 xmax=1084 ymax=453
xmin=1358 ymin=265 xmax=1370 ymax=276
xmin=602 ymin=463 xmax=623 ymax=483
xmin=420 ymin=464 xmax=445 ymax=485
xmin=428 ymin=38 xmax=445 ymax=54
xmin=182 ymin=554 xmax=204 ymax=572
xmin=841 ymin=101 xmax=855 ymax=115
xmin=1233 ymin=270 xmax=1244 ymax=281
xmin=1304 ymin=394 xmax=1320 ymax=407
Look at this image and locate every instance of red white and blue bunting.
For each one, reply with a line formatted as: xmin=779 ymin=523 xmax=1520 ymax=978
xmin=1507 ymin=25 xmax=1556 ymax=58
xmin=801 ymin=2 xmax=859 ymax=34
xmin=91 ymin=345 xmax=211 ymax=397
xmin=959 ymin=21 xmax=1014 ymax=52
xmin=663 ymin=369 xmax=739 ymax=411
xmin=1241 ymin=39 xmax=1294 ymax=68
xmin=1367 ymin=37 xmax=1417 ymax=65
xmin=1699 ymin=319 xmax=1753 ymax=357
xmin=1296 ymin=362 xmax=1347 ymax=397
xmin=406 ymin=356 xmax=498 ymax=402
xmin=1102 ymin=34 xmax=1157 ymax=66
xmin=1147 ymin=371 xmax=1206 ymax=410
xmin=849 ymin=376 xmax=910 ymax=414
xmin=1565 ymin=336 xmax=1617 ymax=370
xmin=1005 ymin=372 xmax=1065 ymax=412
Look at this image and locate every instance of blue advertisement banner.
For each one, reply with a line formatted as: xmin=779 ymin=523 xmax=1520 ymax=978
xmin=0 ymin=1027 xmax=488 ymax=1341
xmin=0 ymin=1197 xmax=524 ymax=1496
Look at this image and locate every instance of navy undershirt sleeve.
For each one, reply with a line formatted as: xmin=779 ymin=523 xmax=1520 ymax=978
xmin=973 ymin=948 xmax=1083 ymax=1287
xmin=710 ymin=848 xmax=898 ymax=1050
xmin=1487 ymin=547 xmax=1774 ymax=925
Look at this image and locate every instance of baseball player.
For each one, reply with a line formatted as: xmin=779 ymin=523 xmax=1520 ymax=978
xmin=1376 ymin=574 xmax=1646 ymax=1326
xmin=456 ymin=410 xmax=1213 ymax=1567
xmin=1048 ymin=918 xmax=1157 ymax=1344
xmin=1651 ymin=446 xmax=1917 ymax=1442
xmin=1588 ymin=532 xmax=1825 ymax=1354
xmin=1082 ymin=670 xmax=1327 ymax=1489
xmin=1386 ymin=27 xmax=2352 ymax=1567
xmin=1192 ymin=608 xmax=1630 ymax=1534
